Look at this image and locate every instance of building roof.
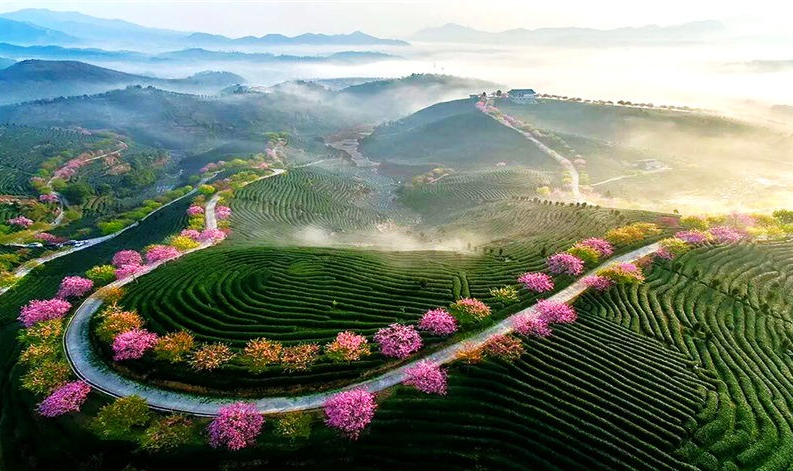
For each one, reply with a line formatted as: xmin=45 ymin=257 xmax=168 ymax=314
xmin=509 ymin=89 xmax=536 ymax=94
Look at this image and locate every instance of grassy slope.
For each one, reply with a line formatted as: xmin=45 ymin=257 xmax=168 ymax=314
xmin=360 ymin=99 xmax=554 ymax=169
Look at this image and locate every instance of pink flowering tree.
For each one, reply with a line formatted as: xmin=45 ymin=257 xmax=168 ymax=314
xmin=35 ymin=232 xmax=60 ymax=243
xmin=448 ymin=298 xmax=492 ymax=324
xmin=180 ymin=229 xmax=201 ymax=240
xmin=374 ymin=324 xmax=422 ymax=359
xmin=578 ymin=238 xmax=614 ymax=257
xmin=418 ymin=308 xmax=458 ymax=336
xmin=582 ymin=275 xmax=614 ymax=291
xmin=517 ymin=272 xmax=554 ymax=293
xmin=215 ymin=206 xmax=232 ymax=220
xmin=145 ymin=245 xmax=181 ymax=264
xmin=535 ymin=299 xmax=577 ymax=324
xmin=324 ymin=388 xmax=377 ymax=440
xmin=186 ymin=205 xmax=205 ymax=216
xmin=403 ymin=360 xmax=448 ymax=395
xmin=18 ymin=298 xmax=72 ymax=327
xmin=7 ymin=216 xmax=34 ymax=228
xmin=112 ymin=250 xmax=142 ymax=268
xmin=709 ymin=226 xmax=744 ymax=244
xmin=547 ymin=253 xmax=585 ymax=276
xmin=37 ymin=381 xmax=91 ymax=417
xmin=199 ymin=228 xmax=227 ymax=242
xmin=112 ymin=329 xmax=159 ymax=361
xmin=208 ymin=402 xmax=265 ymax=450
xmin=115 ymin=263 xmax=144 ymax=280
xmin=674 ymin=230 xmax=711 ymax=245
xmin=56 ymin=276 xmax=94 ymax=299
xmin=512 ymin=312 xmax=552 ymax=337
xmin=39 ymin=193 xmax=59 ymax=203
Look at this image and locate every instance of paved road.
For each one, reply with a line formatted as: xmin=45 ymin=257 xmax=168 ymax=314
xmin=64 ymin=229 xmax=658 ymax=416
xmin=480 ymin=103 xmax=586 ymax=203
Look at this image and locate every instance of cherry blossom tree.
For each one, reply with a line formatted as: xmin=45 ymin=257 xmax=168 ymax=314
xmin=578 ymin=238 xmax=614 ymax=257
xmin=112 ymin=329 xmax=159 ymax=361
xmin=674 ymin=230 xmax=711 ymax=245
xmin=145 ymin=245 xmax=181 ymax=264
xmin=512 ymin=312 xmax=552 ymax=337
xmin=56 ymin=276 xmax=94 ymax=299
xmin=186 ymin=205 xmax=205 ymax=216
xmin=7 ymin=216 xmax=33 ymax=228
xmin=112 ymin=250 xmax=143 ymax=268
xmin=18 ymin=298 xmax=72 ymax=327
xmin=199 ymin=228 xmax=227 ymax=242
xmin=418 ymin=308 xmax=458 ymax=336
xmin=39 ymin=193 xmax=59 ymax=203
xmin=582 ymin=275 xmax=614 ymax=291
xmin=115 ymin=263 xmax=144 ymax=280
xmin=180 ymin=229 xmax=201 ymax=240
xmin=325 ymin=331 xmax=371 ymax=362
xmin=215 ymin=206 xmax=232 ymax=220
xmin=535 ymin=299 xmax=577 ymax=323
xmin=547 ymin=253 xmax=585 ymax=276
xmin=517 ymin=272 xmax=554 ymax=293
xmin=374 ymin=324 xmax=422 ymax=358
xmin=208 ymin=402 xmax=264 ymax=450
xmin=403 ymin=360 xmax=448 ymax=395
xmin=37 ymin=381 xmax=91 ymax=417
xmin=709 ymin=226 xmax=744 ymax=244
xmin=35 ymin=232 xmax=59 ymax=243
xmin=324 ymin=388 xmax=377 ymax=440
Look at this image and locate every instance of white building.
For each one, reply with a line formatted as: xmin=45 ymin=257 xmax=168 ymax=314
xmin=508 ymin=89 xmax=537 ymax=104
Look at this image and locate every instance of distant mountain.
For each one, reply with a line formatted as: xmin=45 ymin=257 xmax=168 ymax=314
xmin=0 ymin=57 xmax=15 ymax=70
xmin=186 ymin=30 xmax=408 ymax=47
xmin=412 ymin=21 xmax=728 ymax=45
xmin=0 ymin=17 xmax=78 ymax=45
xmin=0 ymin=8 xmax=185 ymax=46
xmin=0 ymin=60 xmax=245 ymax=105
xmin=157 ymin=48 xmax=397 ymax=64
xmin=0 ymin=9 xmax=408 ymax=48
xmin=0 ymin=42 xmax=397 ymax=67
xmin=0 ymin=42 xmax=146 ymax=62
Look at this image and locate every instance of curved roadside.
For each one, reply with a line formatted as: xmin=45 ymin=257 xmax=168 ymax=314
xmin=64 ymin=234 xmax=658 ymax=417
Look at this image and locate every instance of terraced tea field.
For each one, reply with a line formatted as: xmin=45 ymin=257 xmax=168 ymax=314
xmin=230 ymin=168 xmax=389 ymax=243
xmin=576 ymin=240 xmax=793 ymax=470
xmin=0 ymin=125 xmax=101 ymax=196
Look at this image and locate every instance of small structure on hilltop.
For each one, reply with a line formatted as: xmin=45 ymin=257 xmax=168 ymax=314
xmin=508 ymin=89 xmax=537 ymax=104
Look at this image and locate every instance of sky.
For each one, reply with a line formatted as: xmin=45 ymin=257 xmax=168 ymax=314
xmin=0 ymin=0 xmax=784 ymax=38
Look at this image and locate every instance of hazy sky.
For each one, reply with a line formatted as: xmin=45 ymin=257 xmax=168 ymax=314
xmin=0 ymin=0 xmax=783 ymax=37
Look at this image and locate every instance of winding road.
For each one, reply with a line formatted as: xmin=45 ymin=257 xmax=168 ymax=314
xmin=64 ymin=221 xmax=658 ymax=416
xmin=479 ymin=102 xmax=586 ymax=203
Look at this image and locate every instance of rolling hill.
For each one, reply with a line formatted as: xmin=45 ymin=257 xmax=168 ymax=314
xmin=360 ymin=99 xmax=553 ymax=169
xmin=0 ymin=60 xmax=245 ymax=105
xmin=0 ymin=17 xmax=78 ymax=45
